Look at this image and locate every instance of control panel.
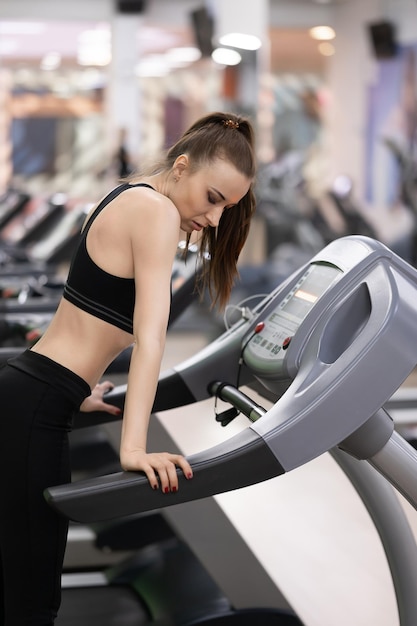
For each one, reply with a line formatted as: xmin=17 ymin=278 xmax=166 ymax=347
xmin=244 ymin=262 xmax=342 ymax=380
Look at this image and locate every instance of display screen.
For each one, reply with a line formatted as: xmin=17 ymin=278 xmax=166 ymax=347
xmin=243 ymin=262 xmax=342 ymax=380
xmin=281 ymin=288 xmax=317 ymax=320
xmin=280 ymin=263 xmax=340 ymax=324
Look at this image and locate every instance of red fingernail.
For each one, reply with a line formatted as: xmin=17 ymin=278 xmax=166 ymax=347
xmin=187 ymin=473 xmax=193 ymax=479
xmin=172 ymin=486 xmax=177 ymax=492
xmin=153 ymin=484 xmax=158 ymax=490
xmin=164 ymin=487 xmax=169 ymax=494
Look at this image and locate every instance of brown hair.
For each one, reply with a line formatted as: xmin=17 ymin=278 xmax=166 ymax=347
xmin=154 ymin=112 xmax=256 ymax=309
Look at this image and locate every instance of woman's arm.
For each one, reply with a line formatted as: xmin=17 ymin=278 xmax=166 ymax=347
xmin=119 ymin=193 xmax=193 ymax=492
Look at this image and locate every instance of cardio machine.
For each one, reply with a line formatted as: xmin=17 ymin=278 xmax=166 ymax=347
xmin=47 ymin=235 xmax=417 ymax=625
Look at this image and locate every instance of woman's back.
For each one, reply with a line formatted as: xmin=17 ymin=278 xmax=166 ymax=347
xmin=31 ymin=182 xmax=178 ymax=388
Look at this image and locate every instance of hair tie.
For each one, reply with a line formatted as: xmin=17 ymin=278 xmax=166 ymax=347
xmin=223 ymin=119 xmax=240 ymax=130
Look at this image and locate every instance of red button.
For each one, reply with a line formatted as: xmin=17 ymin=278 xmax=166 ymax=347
xmin=282 ymin=336 xmax=292 ymax=350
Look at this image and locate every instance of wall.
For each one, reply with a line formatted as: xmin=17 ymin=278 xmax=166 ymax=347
xmin=2 ymin=0 xmax=417 ymax=206
xmin=325 ymin=0 xmax=417 ymax=204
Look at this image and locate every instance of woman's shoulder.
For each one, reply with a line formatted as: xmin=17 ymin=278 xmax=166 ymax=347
xmin=117 ymin=183 xmax=179 ymax=222
xmin=103 ymin=184 xmax=179 ymax=251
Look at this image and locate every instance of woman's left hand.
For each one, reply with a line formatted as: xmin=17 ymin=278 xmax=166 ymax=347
xmin=80 ymin=380 xmax=122 ymax=415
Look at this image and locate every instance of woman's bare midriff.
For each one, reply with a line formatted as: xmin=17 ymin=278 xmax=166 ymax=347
xmin=30 ymin=299 xmax=133 ymax=389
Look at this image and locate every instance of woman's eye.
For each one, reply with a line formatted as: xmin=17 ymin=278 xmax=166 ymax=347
xmin=208 ymin=193 xmax=217 ymax=205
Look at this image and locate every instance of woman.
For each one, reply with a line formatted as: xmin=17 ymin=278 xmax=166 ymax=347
xmin=0 ymin=111 xmax=256 ymax=625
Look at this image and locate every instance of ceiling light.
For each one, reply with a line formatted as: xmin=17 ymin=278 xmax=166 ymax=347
xmin=211 ymin=48 xmax=242 ymax=66
xmin=78 ymin=46 xmax=112 ymax=66
xmin=309 ymin=26 xmax=336 ymax=41
xmin=77 ymin=27 xmax=111 ymax=66
xmin=78 ymin=27 xmax=111 ymax=47
xmin=219 ymin=33 xmax=262 ymax=51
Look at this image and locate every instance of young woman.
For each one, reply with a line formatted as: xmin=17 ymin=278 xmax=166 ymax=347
xmin=0 ymin=111 xmax=257 ymax=625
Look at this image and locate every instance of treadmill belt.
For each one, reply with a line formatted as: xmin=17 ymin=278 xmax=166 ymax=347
xmin=56 ymin=585 xmax=150 ymax=625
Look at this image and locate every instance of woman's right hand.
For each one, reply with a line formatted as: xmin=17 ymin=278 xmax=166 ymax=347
xmin=120 ymin=447 xmax=193 ymax=493
xmin=80 ymin=381 xmax=122 ymax=415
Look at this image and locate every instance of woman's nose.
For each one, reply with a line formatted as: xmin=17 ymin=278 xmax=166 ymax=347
xmin=206 ymin=205 xmax=224 ymax=227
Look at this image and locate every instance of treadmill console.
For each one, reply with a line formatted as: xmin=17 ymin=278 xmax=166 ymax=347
xmin=244 ymin=262 xmax=342 ymax=380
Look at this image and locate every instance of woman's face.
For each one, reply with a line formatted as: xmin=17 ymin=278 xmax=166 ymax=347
xmin=171 ymin=157 xmax=251 ymax=233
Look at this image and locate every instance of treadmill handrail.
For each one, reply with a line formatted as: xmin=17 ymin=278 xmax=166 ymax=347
xmin=45 ymin=426 xmax=284 ymax=523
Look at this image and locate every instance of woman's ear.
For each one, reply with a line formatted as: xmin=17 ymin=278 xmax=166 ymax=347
xmin=173 ymin=154 xmax=189 ymax=179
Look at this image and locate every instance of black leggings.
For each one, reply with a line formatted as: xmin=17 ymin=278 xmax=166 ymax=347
xmin=0 ymin=350 xmax=90 ymax=626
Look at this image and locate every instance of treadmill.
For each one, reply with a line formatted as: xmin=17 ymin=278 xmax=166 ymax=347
xmin=0 ymin=192 xmax=67 ymax=275
xmin=0 ymin=201 xmax=93 ymax=335
xmin=47 ymin=235 xmax=417 ymax=625
xmin=0 ymin=188 xmax=31 ymax=231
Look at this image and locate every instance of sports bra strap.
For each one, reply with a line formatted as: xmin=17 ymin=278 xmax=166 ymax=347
xmin=82 ymin=182 xmax=155 ymax=234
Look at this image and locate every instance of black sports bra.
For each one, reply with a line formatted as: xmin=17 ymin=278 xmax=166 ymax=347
xmin=63 ymin=183 xmax=155 ymax=335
